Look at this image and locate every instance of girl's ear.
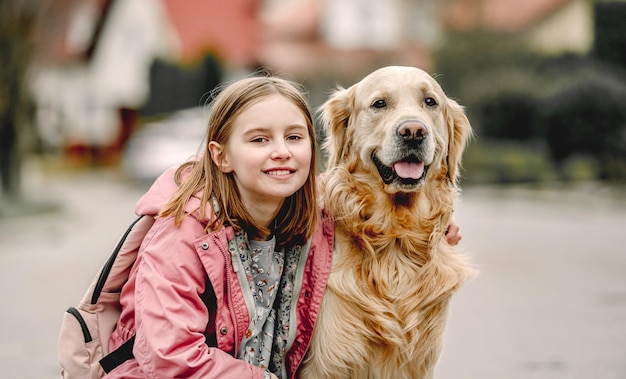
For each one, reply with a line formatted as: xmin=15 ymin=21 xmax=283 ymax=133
xmin=208 ymin=141 xmax=233 ymax=173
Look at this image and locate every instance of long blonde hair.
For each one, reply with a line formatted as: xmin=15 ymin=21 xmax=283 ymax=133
xmin=159 ymin=75 xmax=318 ymax=247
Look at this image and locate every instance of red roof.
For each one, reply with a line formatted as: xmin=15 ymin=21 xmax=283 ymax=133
xmin=445 ymin=0 xmax=573 ymax=33
xmin=161 ymin=0 xmax=260 ymax=66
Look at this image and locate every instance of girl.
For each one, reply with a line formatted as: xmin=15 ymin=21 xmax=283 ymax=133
xmin=104 ymin=76 xmax=333 ymax=379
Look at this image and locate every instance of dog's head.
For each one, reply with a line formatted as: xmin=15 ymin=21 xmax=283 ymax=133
xmin=320 ymin=66 xmax=472 ymax=193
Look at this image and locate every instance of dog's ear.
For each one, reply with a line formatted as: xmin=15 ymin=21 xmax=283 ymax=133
xmin=319 ymin=86 xmax=355 ymax=168
xmin=445 ymin=98 xmax=473 ymax=186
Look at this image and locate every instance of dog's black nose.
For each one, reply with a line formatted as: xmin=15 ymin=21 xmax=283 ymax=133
xmin=397 ymin=122 xmax=427 ymax=142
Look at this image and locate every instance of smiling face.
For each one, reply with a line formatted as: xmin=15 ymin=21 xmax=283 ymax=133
xmin=210 ymin=94 xmax=312 ymax=214
xmin=321 ymin=66 xmax=468 ymax=194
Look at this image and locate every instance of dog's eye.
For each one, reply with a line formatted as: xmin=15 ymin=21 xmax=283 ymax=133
xmin=372 ymin=99 xmax=387 ymax=109
xmin=425 ymin=97 xmax=437 ymax=107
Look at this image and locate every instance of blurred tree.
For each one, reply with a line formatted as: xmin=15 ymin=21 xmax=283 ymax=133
xmin=0 ymin=0 xmax=38 ymax=201
xmin=540 ymin=73 xmax=626 ymax=180
xmin=141 ymin=55 xmax=222 ymax=118
xmin=594 ymin=1 xmax=626 ymax=69
xmin=478 ymin=93 xmax=538 ymax=140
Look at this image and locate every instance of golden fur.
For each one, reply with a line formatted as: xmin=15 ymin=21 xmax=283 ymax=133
xmin=300 ymin=66 xmax=475 ymax=379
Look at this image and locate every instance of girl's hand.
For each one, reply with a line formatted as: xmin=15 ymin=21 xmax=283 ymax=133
xmin=445 ymin=217 xmax=462 ymax=245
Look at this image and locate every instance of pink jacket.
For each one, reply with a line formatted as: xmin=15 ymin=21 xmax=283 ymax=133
xmin=104 ymin=167 xmax=334 ymax=379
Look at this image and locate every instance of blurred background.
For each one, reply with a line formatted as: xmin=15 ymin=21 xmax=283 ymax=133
xmin=0 ymin=0 xmax=625 ymax=378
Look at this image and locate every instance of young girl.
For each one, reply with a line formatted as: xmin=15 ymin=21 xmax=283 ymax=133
xmin=104 ymin=76 xmax=333 ymax=379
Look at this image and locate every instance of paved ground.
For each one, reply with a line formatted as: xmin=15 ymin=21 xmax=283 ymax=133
xmin=436 ymin=184 xmax=626 ymax=379
xmin=1 ymin=165 xmax=625 ymax=379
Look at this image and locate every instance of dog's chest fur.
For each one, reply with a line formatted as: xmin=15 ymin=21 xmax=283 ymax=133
xmin=315 ymin=172 xmax=468 ymax=378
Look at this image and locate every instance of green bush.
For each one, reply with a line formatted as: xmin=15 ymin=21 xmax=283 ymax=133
xmin=434 ymin=34 xmax=626 ymax=181
xmin=538 ymin=69 xmax=626 ymax=179
xmin=462 ymin=139 xmax=557 ymax=184
xmin=478 ymin=93 xmax=538 ymax=140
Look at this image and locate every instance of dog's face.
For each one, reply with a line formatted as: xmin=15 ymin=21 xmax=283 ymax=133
xmin=321 ymin=66 xmax=472 ymax=193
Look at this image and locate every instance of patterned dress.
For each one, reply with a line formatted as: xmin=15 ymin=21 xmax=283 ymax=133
xmin=228 ymin=232 xmax=304 ymax=379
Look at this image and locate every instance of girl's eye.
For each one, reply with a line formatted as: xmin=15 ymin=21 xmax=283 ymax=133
xmin=425 ymin=97 xmax=438 ymax=107
xmin=251 ymin=137 xmax=268 ymax=143
xmin=287 ymin=134 xmax=303 ymax=141
xmin=372 ymin=99 xmax=386 ymax=109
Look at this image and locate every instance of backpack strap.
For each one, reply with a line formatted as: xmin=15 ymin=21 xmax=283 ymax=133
xmin=91 ymin=215 xmax=152 ymax=304
xmin=96 ymin=216 xmax=154 ymax=373
xmin=99 ymin=335 xmax=136 ymax=373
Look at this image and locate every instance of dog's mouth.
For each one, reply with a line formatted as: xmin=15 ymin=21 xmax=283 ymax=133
xmin=372 ymin=152 xmax=429 ymax=186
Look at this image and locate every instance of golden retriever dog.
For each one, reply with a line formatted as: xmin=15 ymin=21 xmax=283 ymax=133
xmin=300 ymin=66 xmax=475 ymax=379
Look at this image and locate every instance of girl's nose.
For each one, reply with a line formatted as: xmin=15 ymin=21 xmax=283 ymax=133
xmin=271 ymin=141 xmax=291 ymax=159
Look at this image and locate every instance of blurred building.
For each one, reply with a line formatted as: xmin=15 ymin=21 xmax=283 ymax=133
xmin=28 ymin=0 xmax=596 ymax=163
xmin=258 ymin=0 xmax=442 ymax=86
xmin=444 ymin=0 xmax=594 ymax=54
xmin=30 ymin=0 xmax=260 ymax=162
xmin=31 ymin=0 xmax=175 ymax=160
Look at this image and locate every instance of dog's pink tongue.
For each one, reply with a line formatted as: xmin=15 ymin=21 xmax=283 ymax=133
xmin=393 ymin=161 xmax=424 ymax=179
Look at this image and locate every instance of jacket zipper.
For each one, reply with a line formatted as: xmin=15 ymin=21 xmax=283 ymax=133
xmin=213 ymin=233 xmax=241 ymax=355
xmin=231 ymin=248 xmax=256 ymax=322
xmin=280 ymin=239 xmax=312 ymax=378
xmin=230 ymin=240 xmax=257 ymax=357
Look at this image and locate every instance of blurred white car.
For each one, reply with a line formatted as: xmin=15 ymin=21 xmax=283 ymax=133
xmin=122 ymin=108 xmax=208 ymax=183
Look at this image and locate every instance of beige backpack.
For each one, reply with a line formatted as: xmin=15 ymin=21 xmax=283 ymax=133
xmin=58 ymin=215 xmax=155 ymax=378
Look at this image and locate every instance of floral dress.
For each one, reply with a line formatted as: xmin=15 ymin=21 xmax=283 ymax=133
xmin=228 ymin=232 xmax=304 ymax=379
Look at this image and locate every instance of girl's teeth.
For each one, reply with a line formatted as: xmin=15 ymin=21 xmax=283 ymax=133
xmin=268 ymin=170 xmax=290 ymax=176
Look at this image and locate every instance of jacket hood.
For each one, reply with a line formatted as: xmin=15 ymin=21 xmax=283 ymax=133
xmin=135 ymin=165 xmax=212 ymax=224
